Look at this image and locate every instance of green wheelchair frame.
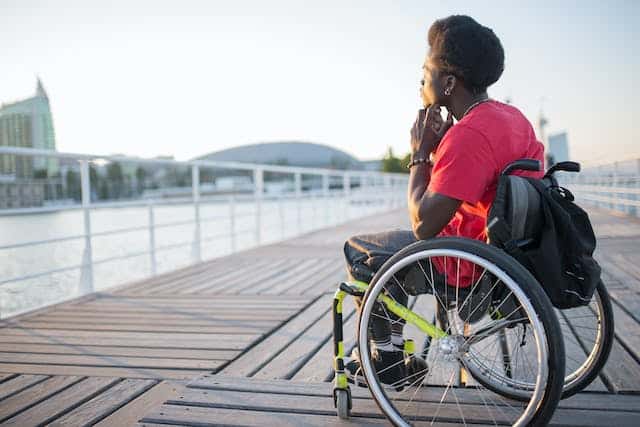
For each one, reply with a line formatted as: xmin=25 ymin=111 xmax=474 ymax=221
xmin=331 ymin=279 xmax=448 ymax=416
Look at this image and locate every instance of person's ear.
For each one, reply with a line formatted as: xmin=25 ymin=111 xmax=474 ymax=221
xmin=443 ymin=75 xmax=456 ymax=96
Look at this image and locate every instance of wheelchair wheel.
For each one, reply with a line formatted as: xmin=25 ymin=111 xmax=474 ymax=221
xmin=557 ymin=280 xmax=614 ymax=398
xmin=357 ymin=238 xmax=565 ymax=427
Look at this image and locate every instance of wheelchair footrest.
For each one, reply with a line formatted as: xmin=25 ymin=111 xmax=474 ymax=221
xmin=340 ymin=281 xmax=366 ymax=297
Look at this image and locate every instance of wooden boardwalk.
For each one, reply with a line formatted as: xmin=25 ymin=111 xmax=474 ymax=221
xmin=1 ymin=208 xmax=639 ymax=425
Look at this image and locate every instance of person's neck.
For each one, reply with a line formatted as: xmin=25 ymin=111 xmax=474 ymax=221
xmin=450 ymin=92 xmax=489 ymax=121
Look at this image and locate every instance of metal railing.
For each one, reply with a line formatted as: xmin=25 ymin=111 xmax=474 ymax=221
xmin=560 ymin=159 xmax=640 ymax=217
xmin=0 ymin=147 xmax=408 ymax=318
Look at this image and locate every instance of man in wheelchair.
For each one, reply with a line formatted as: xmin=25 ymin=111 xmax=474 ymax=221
xmin=342 ymin=15 xmax=545 ymax=388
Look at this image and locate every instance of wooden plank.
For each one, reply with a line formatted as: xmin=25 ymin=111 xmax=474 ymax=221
xmin=266 ymin=259 xmax=343 ymax=296
xmin=3 ymin=376 xmax=119 ymax=426
xmin=0 ymin=328 xmax=261 ymax=342
xmin=50 ymin=378 xmax=157 ymax=426
xmin=30 ymin=311 xmax=293 ymax=322
xmin=209 ymin=259 xmax=297 ymax=294
xmin=77 ymin=296 xmax=307 ymax=308
xmin=152 ymin=259 xmax=274 ymax=295
xmin=610 ymin=299 xmax=640 ymax=361
xmin=88 ymin=292 xmax=309 ymax=302
xmin=599 ymin=338 xmax=640 ymax=393
xmin=0 ymin=335 xmax=254 ymax=350
xmin=51 ymin=302 xmax=305 ymax=313
xmin=608 ymin=288 xmax=640 ymax=321
xmin=95 ymin=380 xmax=183 ymax=427
xmin=122 ymin=256 xmax=251 ymax=295
xmin=168 ymin=259 xmax=260 ymax=295
xmin=0 ymin=374 xmax=48 ymax=401
xmin=0 ymin=352 xmax=225 ymax=370
xmin=0 ymin=343 xmax=239 ymax=361
xmin=8 ymin=321 xmax=276 ymax=334
xmin=0 ymin=373 xmax=18 ymax=384
xmin=248 ymin=259 xmax=327 ymax=294
xmin=221 ymin=294 xmax=331 ymax=376
xmin=299 ymin=262 xmax=346 ymax=296
xmin=598 ymin=254 xmax=640 ymax=294
xmin=0 ymin=375 xmax=83 ymax=422
xmin=141 ymin=404 xmax=391 ymax=427
xmin=0 ymin=364 xmax=205 ymax=380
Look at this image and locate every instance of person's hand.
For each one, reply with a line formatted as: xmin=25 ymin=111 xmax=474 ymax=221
xmin=410 ymin=104 xmax=453 ymax=156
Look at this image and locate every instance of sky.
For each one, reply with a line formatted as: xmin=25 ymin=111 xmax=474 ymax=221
xmin=0 ymin=0 xmax=638 ymax=165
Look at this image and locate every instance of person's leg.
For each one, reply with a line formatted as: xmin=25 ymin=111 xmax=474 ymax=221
xmin=343 ymin=231 xmax=417 ymax=387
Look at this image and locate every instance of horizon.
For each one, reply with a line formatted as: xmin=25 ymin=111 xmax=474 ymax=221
xmin=1 ymin=0 xmax=638 ymax=166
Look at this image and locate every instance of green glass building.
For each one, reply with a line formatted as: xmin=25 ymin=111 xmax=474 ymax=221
xmin=0 ymin=79 xmax=57 ymax=179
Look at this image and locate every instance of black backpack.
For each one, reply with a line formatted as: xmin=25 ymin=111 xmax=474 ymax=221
xmin=487 ymin=163 xmax=601 ymax=309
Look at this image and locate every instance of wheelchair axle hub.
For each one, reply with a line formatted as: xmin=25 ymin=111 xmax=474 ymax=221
xmin=437 ymin=335 xmax=466 ymax=360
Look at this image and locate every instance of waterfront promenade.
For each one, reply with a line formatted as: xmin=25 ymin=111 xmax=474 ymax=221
xmin=0 ymin=207 xmax=639 ymax=425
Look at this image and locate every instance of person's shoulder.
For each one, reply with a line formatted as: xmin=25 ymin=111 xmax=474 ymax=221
xmin=463 ymin=100 xmax=533 ymax=137
xmin=440 ymin=120 xmax=490 ymax=150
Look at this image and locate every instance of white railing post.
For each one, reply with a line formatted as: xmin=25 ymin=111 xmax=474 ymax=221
xmin=229 ymin=194 xmax=237 ymax=252
xmin=79 ymin=159 xmax=93 ymax=294
xmin=343 ymin=172 xmax=350 ymax=221
xmin=636 ymin=160 xmax=640 ymax=218
xmin=295 ymin=172 xmax=302 ymax=233
xmin=279 ymin=194 xmax=285 ymax=239
xmin=191 ymin=165 xmax=202 ymax=263
xmin=147 ymin=200 xmax=157 ymax=275
xmin=613 ymin=162 xmax=619 ymax=214
xmin=322 ymin=172 xmax=330 ymax=225
xmin=597 ymin=166 xmax=604 ymax=210
xmin=254 ymin=168 xmax=263 ymax=244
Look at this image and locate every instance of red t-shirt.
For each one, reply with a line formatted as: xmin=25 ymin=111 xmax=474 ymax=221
xmin=428 ymin=100 xmax=544 ymax=287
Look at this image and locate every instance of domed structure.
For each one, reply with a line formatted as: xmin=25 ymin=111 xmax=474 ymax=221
xmin=195 ymin=141 xmax=363 ymax=170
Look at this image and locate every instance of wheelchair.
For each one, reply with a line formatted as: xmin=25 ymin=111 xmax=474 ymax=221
xmin=331 ymin=160 xmax=614 ymax=426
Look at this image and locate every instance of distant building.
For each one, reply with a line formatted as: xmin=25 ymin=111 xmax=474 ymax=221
xmin=0 ymin=79 xmax=58 ymax=179
xmin=548 ymin=132 xmax=570 ymax=164
xmin=196 ymin=141 xmax=363 ymax=170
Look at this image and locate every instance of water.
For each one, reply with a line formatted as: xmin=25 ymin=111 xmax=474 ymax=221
xmin=0 ymin=195 xmax=392 ymax=318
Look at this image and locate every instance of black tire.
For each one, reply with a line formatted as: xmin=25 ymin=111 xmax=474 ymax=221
xmin=357 ymin=237 xmax=565 ymax=427
xmin=558 ymin=280 xmax=614 ymax=398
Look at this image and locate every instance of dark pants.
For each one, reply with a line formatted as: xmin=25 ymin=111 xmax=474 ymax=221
xmin=343 ymin=230 xmax=419 ymax=345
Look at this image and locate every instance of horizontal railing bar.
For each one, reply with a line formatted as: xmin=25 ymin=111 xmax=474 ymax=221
xmin=91 ymin=225 xmax=150 ymax=238
xmin=153 ymin=219 xmax=197 ymax=230
xmin=575 ymin=193 xmax=640 ymax=207
xmin=0 ymin=233 xmax=86 ymax=251
xmin=201 ymin=232 xmax=234 ymax=243
xmin=0 ymin=263 xmax=85 ymax=287
xmin=92 ymin=250 xmax=150 ymax=266
xmin=235 ymin=227 xmax=256 ymax=235
xmin=571 ymin=185 xmax=640 ymax=195
xmin=154 ymin=240 xmax=194 ymax=253
xmin=0 ymin=189 xmax=380 ymax=217
xmin=199 ymin=215 xmax=232 ymax=223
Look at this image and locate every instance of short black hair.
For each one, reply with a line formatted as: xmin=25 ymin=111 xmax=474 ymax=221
xmin=428 ymin=15 xmax=505 ymax=94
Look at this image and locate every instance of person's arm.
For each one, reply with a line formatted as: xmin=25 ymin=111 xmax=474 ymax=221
xmin=407 ymin=105 xmax=460 ymax=240
xmin=407 ymin=163 xmax=461 ymax=240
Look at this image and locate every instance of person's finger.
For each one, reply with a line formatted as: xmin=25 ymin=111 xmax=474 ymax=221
xmin=418 ymin=108 xmax=427 ymax=122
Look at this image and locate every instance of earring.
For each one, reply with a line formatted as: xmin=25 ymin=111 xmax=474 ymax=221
xmin=444 ymin=87 xmax=452 ymax=96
